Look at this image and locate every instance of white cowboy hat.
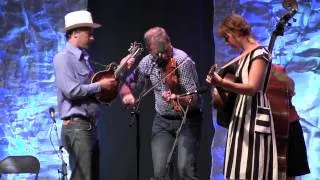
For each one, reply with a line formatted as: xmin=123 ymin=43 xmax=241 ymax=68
xmin=64 ymin=10 xmax=101 ymax=31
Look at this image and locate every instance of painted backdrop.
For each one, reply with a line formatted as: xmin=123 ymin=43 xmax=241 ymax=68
xmin=0 ymin=1 xmax=87 ymax=179
xmin=0 ymin=0 xmax=319 ymax=179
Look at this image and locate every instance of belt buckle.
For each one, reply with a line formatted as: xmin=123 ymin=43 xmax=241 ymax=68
xmin=63 ymin=119 xmax=72 ymax=126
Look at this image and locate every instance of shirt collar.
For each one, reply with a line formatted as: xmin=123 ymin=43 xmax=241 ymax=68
xmin=66 ymin=42 xmax=89 ymax=61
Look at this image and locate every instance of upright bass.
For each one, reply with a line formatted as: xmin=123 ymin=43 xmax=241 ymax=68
xmin=266 ymin=7 xmax=297 ymax=179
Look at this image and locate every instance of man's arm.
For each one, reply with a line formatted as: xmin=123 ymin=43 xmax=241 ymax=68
xmin=53 ymin=53 xmax=101 ymax=99
xmin=119 ymin=67 xmax=142 ymax=105
xmin=176 ymin=58 xmax=200 ymax=106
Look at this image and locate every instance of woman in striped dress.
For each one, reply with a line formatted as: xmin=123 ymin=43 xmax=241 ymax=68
xmin=207 ymin=14 xmax=278 ymax=180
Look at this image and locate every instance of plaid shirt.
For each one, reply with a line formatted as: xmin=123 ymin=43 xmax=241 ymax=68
xmin=125 ymin=48 xmax=202 ymax=116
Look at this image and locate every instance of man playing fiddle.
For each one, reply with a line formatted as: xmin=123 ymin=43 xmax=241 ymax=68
xmin=120 ymin=26 xmax=203 ymax=180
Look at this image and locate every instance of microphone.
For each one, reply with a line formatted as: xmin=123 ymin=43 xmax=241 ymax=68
xmin=152 ymin=40 xmax=166 ymax=64
xmin=156 ymin=40 xmax=165 ymax=54
xmin=177 ymin=86 xmax=208 ymax=98
xmin=49 ymin=107 xmax=56 ymax=123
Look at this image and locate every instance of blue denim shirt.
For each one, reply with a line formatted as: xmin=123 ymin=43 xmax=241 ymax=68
xmin=53 ymin=43 xmax=101 ymax=120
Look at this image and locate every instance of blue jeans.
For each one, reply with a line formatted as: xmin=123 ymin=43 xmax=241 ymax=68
xmin=61 ymin=117 xmax=99 ymax=180
xmin=151 ymin=112 xmax=202 ymax=180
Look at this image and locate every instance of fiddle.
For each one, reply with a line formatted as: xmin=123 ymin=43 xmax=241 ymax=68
xmin=162 ymin=57 xmax=182 ymax=112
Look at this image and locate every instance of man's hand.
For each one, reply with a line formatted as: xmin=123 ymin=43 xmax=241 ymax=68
xmin=161 ymin=90 xmax=177 ymax=102
xmin=98 ymin=78 xmax=117 ymax=90
xmin=122 ymin=93 xmax=135 ymax=105
xmin=120 ymin=54 xmax=136 ymax=70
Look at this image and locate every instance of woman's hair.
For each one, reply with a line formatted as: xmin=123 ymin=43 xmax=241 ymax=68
xmin=218 ymin=14 xmax=252 ymax=38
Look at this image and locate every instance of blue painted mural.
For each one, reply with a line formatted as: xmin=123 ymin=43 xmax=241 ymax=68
xmin=211 ymin=0 xmax=320 ymax=180
xmin=0 ymin=0 xmax=319 ymax=179
xmin=0 ymin=1 xmax=87 ymax=179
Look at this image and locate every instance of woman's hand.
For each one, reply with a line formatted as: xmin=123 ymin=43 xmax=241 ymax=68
xmin=206 ymin=72 xmax=223 ymax=86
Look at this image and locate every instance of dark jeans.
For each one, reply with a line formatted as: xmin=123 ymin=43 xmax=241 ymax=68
xmin=61 ymin=117 xmax=99 ymax=180
xmin=151 ymin=112 xmax=202 ymax=180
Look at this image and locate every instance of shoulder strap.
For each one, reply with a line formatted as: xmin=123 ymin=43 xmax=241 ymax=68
xmin=221 ymin=52 xmax=247 ymax=69
xmin=262 ymin=48 xmax=272 ymax=93
xmin=221 ymin=45 xmax=261 ymax=69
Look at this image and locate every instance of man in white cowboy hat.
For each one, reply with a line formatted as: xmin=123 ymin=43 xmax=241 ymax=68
xmin=53 ymin=10 xmax=135 ymax=180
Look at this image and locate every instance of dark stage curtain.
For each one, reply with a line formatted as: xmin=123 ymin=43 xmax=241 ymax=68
xmin=88 ymin=0 xmax=214 ymax=179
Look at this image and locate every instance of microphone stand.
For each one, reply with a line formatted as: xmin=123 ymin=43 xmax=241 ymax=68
xmin=165 ymin=97 xmax=193 ymax=179
xmin=129 ymin=95 xmax=142 ymax=180
xmin=50 ymin=115 xmax=68 ymax=180
xmin=128 ymin=62 xmax=156 ymax=180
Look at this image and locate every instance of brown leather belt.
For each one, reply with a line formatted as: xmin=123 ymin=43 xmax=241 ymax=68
xmin=62 ymin=115 xmax=93 ymax=125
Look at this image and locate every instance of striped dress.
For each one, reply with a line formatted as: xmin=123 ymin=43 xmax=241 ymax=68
xmin=224 ymin=47 xmax=278 ymax=180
